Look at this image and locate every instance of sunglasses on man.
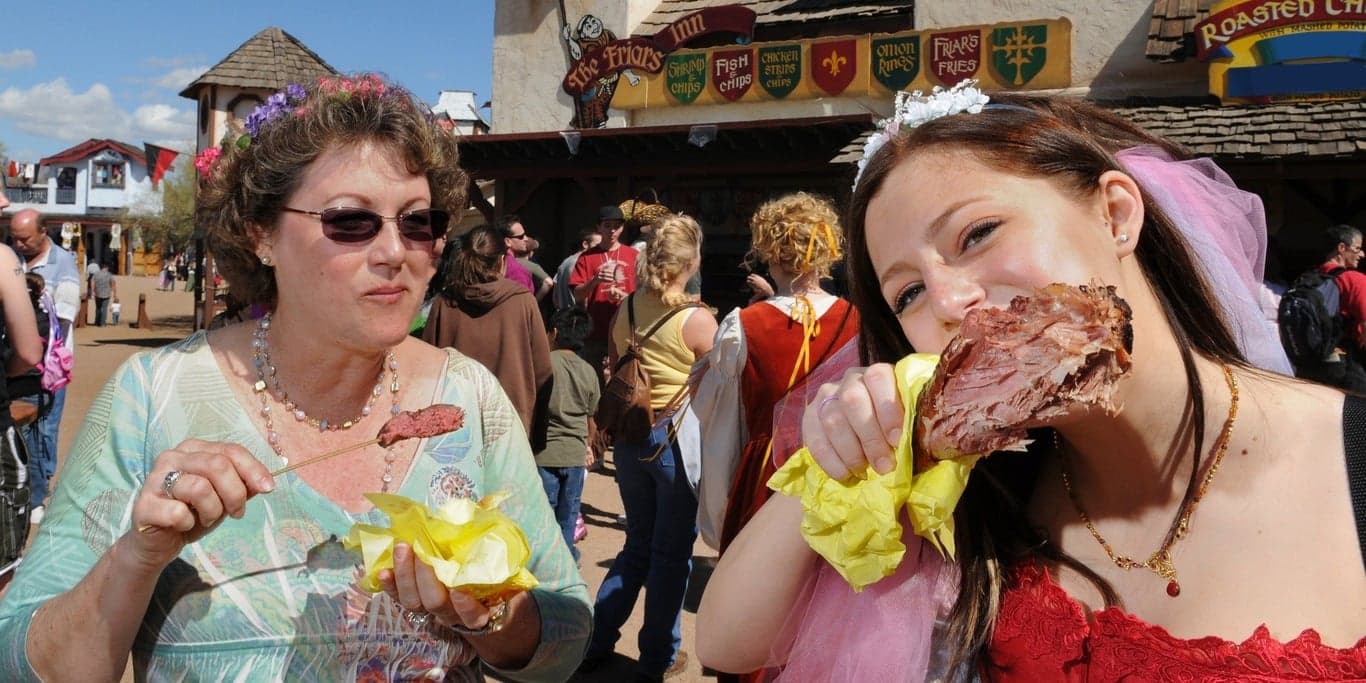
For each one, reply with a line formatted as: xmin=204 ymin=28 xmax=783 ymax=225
xmin=281 ymin=206 xmax=450 ymax=243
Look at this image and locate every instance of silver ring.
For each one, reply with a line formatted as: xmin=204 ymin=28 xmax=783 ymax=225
xmin=817 ymin=395 xmax=839 ymax=415
xmin=162 ymin=470 xmax=183 ymax=499
xmin=405 ymin=610 xmax=431 ymax=627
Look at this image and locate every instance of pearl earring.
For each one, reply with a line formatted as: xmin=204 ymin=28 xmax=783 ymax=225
xmin=260 ymin=255 xmax=273 ymax=266
xmin=1117 ymin=233 xmax=1130 ymax=244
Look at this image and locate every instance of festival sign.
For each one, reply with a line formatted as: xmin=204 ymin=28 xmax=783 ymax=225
xmin=1195 ymin=0 xmax=1366 ymax=103
xmin=758 ymin=44 xmax=803 ymax=98
xmin=928 ymin=29 xmax=982 ymax=88
xmin=666 ymin=52 xmax=707 ymax=104
xmin=712 ymin=48 xmax=755 ymax=101
xmin=563 ymin=6 xmax=756 ymax=97
xmin=811 ymin=39 xmax=859 ymax=95
xmin=871 ymin=34 xmax=920 ymax=91
xmin=991 ymin=24 xmax=1048 ymax=87
xmin=609 ymin=18 xmax=1071 ymax=110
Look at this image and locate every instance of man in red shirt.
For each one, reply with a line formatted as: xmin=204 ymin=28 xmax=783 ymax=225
xmin=1302 ymin=224 xmax=1366 ymax=392
xmin=569 ymin=205 xmax=636 ymax=376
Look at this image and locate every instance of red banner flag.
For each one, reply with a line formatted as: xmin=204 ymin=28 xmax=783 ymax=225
xmin=144 ymin=143 xmax=179 ymax=189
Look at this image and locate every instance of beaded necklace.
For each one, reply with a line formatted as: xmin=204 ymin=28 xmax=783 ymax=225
xmin=251 ymin=313 xmax=403 ymax=491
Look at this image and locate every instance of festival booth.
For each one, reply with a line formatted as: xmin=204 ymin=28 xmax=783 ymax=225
xmin=466 ymin=2 xmax=1072 ymax=313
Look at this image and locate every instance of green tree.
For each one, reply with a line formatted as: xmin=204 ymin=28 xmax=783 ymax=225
xmin=121 ymin=160 xmax=196 ymax=254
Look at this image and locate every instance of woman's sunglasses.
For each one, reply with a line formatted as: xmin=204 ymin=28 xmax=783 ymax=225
xmin=281 ymin=206 xmax=449 ymax=243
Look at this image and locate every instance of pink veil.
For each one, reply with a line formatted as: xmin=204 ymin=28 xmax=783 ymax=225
xmin=764 ymin=337 xmax=958 ymax=681
xmin=1116 ymin=146 xmax=1292 ymax=375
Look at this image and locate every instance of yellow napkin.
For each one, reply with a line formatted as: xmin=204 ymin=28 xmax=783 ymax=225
xmin=344 ymin=492 xmax=538 ymax=602
xmin=768 ymin=353 xmax=981 ymax=590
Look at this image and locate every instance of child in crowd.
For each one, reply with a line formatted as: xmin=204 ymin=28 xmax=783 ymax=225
xmin=534 ymin=306 xmax=600 ymax=562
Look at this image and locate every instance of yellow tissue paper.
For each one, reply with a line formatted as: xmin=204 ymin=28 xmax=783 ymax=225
xmin=768 ymin=353 xmax=981 ymax=590
xmin=344 ymin=492 xmax=538 ymax=602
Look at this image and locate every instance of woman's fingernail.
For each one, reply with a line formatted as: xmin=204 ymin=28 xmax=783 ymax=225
xmin=875 ymin=457 xmax=894 ymax=474
xmin=887 ymin=428 xmax=903 ymax=446
xmin=257 ymin=477 xmax=276 ymax=493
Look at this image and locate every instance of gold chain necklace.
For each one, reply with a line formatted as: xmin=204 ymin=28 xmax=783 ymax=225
xmin=1058 ymin=363 xmax=1238 ymax=598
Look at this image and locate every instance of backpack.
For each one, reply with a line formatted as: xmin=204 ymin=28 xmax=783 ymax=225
xmin=595 ymin=295 xmax=700 ymax=444
xmin=36 ymin=292 xmax=72 ymax=392
xmin=1278 ymin=267 xmax=1346 ymax=366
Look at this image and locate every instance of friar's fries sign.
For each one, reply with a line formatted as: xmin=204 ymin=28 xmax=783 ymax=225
xmin=1195 ymin=0 xmax=1366 ymax=102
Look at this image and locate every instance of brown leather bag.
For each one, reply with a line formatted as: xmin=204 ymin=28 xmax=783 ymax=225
xmin=595 ymin=295 xmax=700 ymax=444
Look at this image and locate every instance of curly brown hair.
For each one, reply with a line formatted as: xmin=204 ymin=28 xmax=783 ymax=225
xmin=196 ymin=73 xmax=467 ymax=307
xmin=746 ymin=191 xmax=843 ymax=280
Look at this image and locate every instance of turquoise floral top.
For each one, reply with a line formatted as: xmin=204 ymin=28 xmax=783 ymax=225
xmin=0 ymin=333 xmax=591 ymax=681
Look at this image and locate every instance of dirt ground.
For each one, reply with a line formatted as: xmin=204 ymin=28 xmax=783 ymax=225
xmin=23 ymin=274 xmax=720 ymax=682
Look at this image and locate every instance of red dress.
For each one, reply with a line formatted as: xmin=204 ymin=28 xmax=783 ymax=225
xmin=717 ymin=299 xmax=858 ymax=551
xmin=985 ymin=560 xmax=1366 ymax=682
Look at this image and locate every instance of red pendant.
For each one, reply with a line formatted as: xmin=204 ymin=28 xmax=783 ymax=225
xmin=1166 ymin=580 xmax=1181 ymax=597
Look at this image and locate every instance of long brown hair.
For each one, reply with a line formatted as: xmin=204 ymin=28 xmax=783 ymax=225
xmin=843 ymin=93 xmax=1248 ymax=672
xmin=442 ymin=224 xmax=504 ymax=300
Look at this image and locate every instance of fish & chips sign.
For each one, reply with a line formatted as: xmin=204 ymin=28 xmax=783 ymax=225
xmin=611 ymin=18 xmax=1071 ymax=110
xmin=1195 ymin=0 xmax=1366 ymax=102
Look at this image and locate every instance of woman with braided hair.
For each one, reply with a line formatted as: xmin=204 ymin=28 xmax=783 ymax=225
xmin=693 ymin=192 xmax=859 ymax=564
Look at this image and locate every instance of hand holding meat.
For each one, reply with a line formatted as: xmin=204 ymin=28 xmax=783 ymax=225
xmin=802 ymin=283 xmax=1133 ymax=481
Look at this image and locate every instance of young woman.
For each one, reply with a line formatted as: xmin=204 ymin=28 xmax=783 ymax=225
xmin=693 ymin=192 xmax=857 ymax=554
xmin=699 ymin=90 xmax=1365 ymax=680
xmin=585 ymin=214 xmax=717 ymax=682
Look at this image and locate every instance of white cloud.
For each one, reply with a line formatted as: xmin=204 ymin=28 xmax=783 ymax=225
xmin=0 ymin=78 xmax=195 ymax=145
xmin=153 ymin=66 xmax=207 ymax=90
xmin=0 ymin=49 xmax=36 ymax=69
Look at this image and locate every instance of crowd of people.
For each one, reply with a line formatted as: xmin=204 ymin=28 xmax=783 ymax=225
xmin=0 ymin=71 xmax=1362 ymax=682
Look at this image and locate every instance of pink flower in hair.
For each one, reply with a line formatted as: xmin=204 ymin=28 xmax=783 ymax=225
xmin=194 ymin=146 xmax=223 ymax=177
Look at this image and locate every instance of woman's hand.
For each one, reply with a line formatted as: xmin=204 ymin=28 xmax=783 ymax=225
xmin=799 ymin=364 xmax=904 ymax=480
xmin=380 ymin=543 xmax=504 ymax=632
xmin=746 ymin=273 xmax=774 ymax=302
xmin=129 ymin=439 xmax=276 ymax=570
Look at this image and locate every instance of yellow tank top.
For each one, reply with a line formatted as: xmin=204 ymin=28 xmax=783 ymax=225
xmin=612 ymin=292 xmax=697 ymax=408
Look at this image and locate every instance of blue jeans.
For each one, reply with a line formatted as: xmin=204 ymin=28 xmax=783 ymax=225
xmin=587 ymin=422 xmax=698 ymax=676
xmin=24 ymin=386 xmax=64 ymax=508
xmin=94 ymin=297 xmax=110 ymax=326
xmin=537 ymin=465 xmax=585 ymax=563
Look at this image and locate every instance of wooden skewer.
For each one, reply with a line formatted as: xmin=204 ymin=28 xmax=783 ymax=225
xmin=270 ymin=437 xmax=381 ymax=476
xmin=136 ymin=437 xmax=382 ymax=534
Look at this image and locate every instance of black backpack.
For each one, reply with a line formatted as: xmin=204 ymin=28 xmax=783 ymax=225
xmin=1278 ymin=267 xmax=1347 ymax=366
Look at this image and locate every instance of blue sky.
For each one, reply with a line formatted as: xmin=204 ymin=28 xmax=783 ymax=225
xmin=0 ymin=1 xmax=494 ymax=163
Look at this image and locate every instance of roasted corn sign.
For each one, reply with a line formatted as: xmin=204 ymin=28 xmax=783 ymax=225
xmin=613 ymin=18 xmax=1071 ymax=110
xmin=1195 ymin=0 xmax=1366 ymax=102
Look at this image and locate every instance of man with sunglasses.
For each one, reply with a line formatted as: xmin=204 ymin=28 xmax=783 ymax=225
xmin=569 ymin=205 xmax=635 ymax=378
xmin=496 ymin=216 xmax=537 ymax=294
xmin=501 ymin=216 xmax=552 ymax=301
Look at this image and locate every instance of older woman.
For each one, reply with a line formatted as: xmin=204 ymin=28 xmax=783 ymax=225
xmin=421 ymin=224 xmax=552 ymax=440
xmin=0 ymin=74 xmax=590 ymax=681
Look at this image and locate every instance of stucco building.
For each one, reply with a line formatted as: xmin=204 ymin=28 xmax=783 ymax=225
xmin=466 ymin=0 xmax=1365 ymax=310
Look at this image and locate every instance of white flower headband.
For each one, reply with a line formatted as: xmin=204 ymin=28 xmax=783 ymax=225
xmin=855 ymin=79 xmax=991 ymax=189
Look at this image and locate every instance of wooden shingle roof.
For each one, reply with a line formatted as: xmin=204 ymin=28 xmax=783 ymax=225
xmin=179 ymin=27 xmax=338 ymax=99
xmin=1146 ymin=0 xmax=1215 ymax=62
xmin=636 ymin=0 xmax=913 ymax=34
xmin=833 ymin=99 xmax=1366 ymax=162
xmin=1114 ymin=99 xmax=1366 ymax=158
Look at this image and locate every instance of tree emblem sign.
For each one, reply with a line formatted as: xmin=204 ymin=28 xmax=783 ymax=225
xmin=991 ymin=24 xmax=1048 ymax=87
